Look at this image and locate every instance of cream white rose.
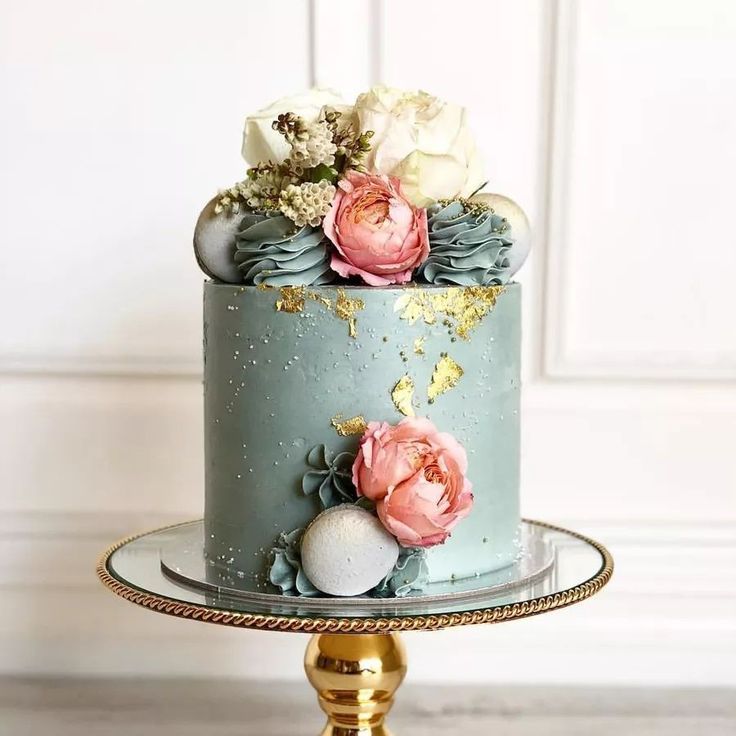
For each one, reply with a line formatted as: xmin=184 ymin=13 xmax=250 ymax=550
xmin=353 ymin=86 xmax=485 ymax=207
xmin=241 ymin=88 xmax=350 ymax=166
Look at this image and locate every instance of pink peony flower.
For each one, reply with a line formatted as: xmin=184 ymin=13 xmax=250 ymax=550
xmin=352 ymin=417 xmax=473 ymax=547
xmin=322 ymin=170 xmax=429 ymax=286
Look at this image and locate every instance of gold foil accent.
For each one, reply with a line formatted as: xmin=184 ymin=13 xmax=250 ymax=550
xmin=391 ymin=375 xmax=415 ymax=416
xmin=331 ymin=414 xmax=368 ymax=437
xmin=334 ymin=288 xmax=365 ymax=338
xmin=394 ymin=286 xmax=505 ymax=340
xmin=413 ymin=337 xmax=426 ymax=355
xmin=393 ymin=291 xmax=437 ymax=326
xmin=428 ymin=355 xmax=464 ymax=402
xmin=272 ymin=286 xmax=363 ymax=337
xmin=307 ymin=290 xmax=332 ymax=309
xmin=275 ymin=285 xmax=306 ymax=313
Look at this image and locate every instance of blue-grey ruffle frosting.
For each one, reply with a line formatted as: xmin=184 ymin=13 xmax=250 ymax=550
xmin=416 ymin=201 xmax=516 ymax=286
xmin=234 ymin=211 xmax=335 ymax=286
xmin=302 ymin=444 xmax=357 ymax=510
xmin=268 ymin=528 xmax=320 ymax=597
xmin=375 ymin=548 xmax=429 ymax=598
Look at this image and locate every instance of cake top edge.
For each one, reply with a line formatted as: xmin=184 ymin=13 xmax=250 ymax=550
xmin=193 ymin=85 xmax=531 ymax=290
xmin=203 ymin=279 xmax=522 ymax=293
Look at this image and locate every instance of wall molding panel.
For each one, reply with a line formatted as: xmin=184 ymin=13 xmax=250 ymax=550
xmin=0 ymin=352 xmax=202 ymax=378
xmin=541 ymin=0 xmax=736 ymax=382
xmin=310 ymin=0 xmax=381 ymax=96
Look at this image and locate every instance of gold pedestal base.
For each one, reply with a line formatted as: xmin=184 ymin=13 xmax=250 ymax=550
xmin=304 ymin=633 xmax=407 ymax=736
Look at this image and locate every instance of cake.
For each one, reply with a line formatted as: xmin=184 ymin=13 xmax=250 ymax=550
xmin=193 ymin=86 xmax=531 ymax=598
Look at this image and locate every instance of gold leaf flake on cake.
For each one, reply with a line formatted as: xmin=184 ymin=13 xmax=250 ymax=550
xmin=428 ymin=355 xmax=464 ymax=402
xmin=272 ymin=286 xmax=363 ymax=338
xmin=394 ymin=285 xmax=505 ymax=340
xmin=306 ymin=289 xmax=332 ymax=309
xmin=394 ymin=291 xmax=437 ymax=326
xmin=275 ymin=285 xmax=306 ymax=313
xmin=334 ymin=288 xmax=365 ymax=338
xmin=413 ymin=337 xmax=426 ymax=355
xmin=391 ymin=375 xmax=416 ymax=416
xmin=330 ymin=414 xmax=368 ymax=437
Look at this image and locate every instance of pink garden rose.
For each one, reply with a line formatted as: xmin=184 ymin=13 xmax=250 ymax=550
xmin=322 ymin=170 xmax=429 ymax=286
xmin=352 ymin=417 xmax=473 ymax=547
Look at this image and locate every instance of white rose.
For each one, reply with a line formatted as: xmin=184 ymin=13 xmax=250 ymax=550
xmin=353 ymin=86 xmax=485 ymax=207
xmin=241 ymin=88 xmax=350 ymax=166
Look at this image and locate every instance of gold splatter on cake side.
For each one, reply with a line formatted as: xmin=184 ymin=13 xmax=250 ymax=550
xmin=391 ymin=375 xmax=416 ymax=416
xmin=334 ymin=288 xmax=365 ymax=338
xmin=394 ymin=285 xmax=505 ymax=339
xmin=273 ymin=286 xmax=364 ymax=337
xmin=330 ymin=414 xmax=368 ymax=437
xmin=428 ymin=354 xmax=464 ymax=402
xmin=275 ymin=285 xmax=306 ymax=313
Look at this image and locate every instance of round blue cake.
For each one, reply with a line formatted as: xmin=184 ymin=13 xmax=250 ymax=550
xmin=203 ymin=282 xmax=521 ymax=589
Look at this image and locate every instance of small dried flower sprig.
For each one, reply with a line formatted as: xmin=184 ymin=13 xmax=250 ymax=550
xmin=215 ymin=108 xmax=374 ymax=227
xmin=273 ymin=113 xmax=338 ymax=175
xmin=318 ymin=107 xmax=375 ymax=174
xmin=329 ymin=114 xmax=374 ymax=173
xmin=214 ymin=164 xmax=297 ymax=214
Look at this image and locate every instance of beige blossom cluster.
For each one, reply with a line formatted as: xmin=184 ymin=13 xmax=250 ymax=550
xmin=278 ymin=180 xmax=336 ymax=228
xmin=214 ymin=168 xmax=292 ymax=215
xmin=288 ymin=119 xmax=338 ymax=173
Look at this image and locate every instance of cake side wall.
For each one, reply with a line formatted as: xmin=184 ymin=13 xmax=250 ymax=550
xmin=203 ymin=282 xmax=520 ymax=587
xmin=426 ymin=284 xmax=521 ymax=581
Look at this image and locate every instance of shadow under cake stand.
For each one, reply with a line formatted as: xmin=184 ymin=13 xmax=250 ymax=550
xmin=97 ymin=519 xmax=613 ymax=736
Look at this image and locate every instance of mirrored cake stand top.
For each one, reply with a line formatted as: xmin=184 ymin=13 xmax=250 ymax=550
xmin=97 ymin=518 xmax=613 ymax=633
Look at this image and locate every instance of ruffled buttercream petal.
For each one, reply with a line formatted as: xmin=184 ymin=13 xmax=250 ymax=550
xmin=234 ymin=211 xmax=336 ymax=286
xmin=416 ymin=202 xmax=518 ymax=286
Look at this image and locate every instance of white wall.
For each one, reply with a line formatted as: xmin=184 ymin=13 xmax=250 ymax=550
xmin=1 ymin=0 xmax=735 ymax=685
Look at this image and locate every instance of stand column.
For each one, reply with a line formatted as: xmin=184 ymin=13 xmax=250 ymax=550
xmin=304 ymin=633 xmax=407 ymax=736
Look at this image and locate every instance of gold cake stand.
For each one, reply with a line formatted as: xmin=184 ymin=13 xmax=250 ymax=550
xmin=97 ymin=519 xmax=613 ymax=735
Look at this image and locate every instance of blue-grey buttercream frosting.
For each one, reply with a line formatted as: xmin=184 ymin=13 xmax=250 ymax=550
xmin=234 ymin=211 xmax=334 ymax=286
xmin=375 ymin=548 xmax=430 ymax=598
xmin=416 ymin=201 xmax=515 ymax=286
xmin=204 ymin=282 xmax=521 ymax=588
xmin=268 ymin=528 xmax=320 ymax=596
xmin=302 ymin=444 xmax=357 ymax=509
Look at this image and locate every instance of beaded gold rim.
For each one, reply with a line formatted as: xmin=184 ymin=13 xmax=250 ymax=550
xmin=96 ymin=519 xmax=613 ymax=634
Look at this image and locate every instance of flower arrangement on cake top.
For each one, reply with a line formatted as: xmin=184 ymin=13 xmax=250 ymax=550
xmin=194 ymin=86 xmax=530 ymax=289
